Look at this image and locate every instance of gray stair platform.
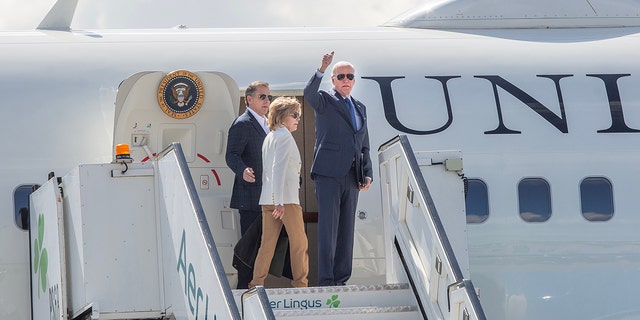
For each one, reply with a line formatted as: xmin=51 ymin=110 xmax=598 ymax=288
xmin=274 ymin=306 xmax=421 ymax=319
xmin=233 ymin=283 xmax=422 ymax=319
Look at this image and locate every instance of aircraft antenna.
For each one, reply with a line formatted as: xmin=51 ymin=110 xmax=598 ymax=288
xmin=37 ymin=0 xmax=79 ymax=31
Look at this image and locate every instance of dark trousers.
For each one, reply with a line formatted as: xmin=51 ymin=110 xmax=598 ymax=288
xmin=315 ymin=167 xmax=359 ymax=286
xmin=237 ymin=209 xmax=261 ymax=289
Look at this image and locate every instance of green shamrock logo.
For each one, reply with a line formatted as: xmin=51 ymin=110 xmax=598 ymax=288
xmin=33 ymin=213 xmax=48 ymax=298
xmin=326 ymin=294 xmax=340 ymax=308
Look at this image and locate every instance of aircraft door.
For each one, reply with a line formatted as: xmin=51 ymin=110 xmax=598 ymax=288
xmin=113 ymin=70 xmax=241 ymax=283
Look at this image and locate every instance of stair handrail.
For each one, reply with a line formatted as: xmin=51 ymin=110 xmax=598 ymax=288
xmin=378 ymin=135 xmax=487 ymax=320
xmin=240 ymin=286 xmax=276 ymax=320
xmin=155 ymin=142 xmax=241 ymax=319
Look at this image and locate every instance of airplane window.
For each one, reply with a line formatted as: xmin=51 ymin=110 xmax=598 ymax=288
xmin=13 ymin=184 xmax=38 ymax=230
xmin=580 ymin=177 xmax=613 ymax=221
xmin=465 ymin=179 xmax=489 ymax=223
xmin=518 ymin=178 xmax=551 ymax=222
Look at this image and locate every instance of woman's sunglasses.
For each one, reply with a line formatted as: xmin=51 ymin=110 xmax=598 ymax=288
xmin=335 ymin=73 xmax=355 ymax=81
xmin=290 ymin=112 xmax=301 ymax=119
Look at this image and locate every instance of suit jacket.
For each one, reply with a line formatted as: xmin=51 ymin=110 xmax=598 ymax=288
xmin=226 ymin=109 xmax=267 ymax=211
xmin=303 ymin=73 xmax=373 ymax=183
xmin=259 ymin=126 xmax=301 ymax=205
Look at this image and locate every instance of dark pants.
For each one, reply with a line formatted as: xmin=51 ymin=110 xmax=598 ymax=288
xmin=315 ymin=167 xmax=359 ymax=286
xmin=237 ymin=209 xmax=261 ymax=289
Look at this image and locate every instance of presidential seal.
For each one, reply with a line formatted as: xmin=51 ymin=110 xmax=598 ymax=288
xmin=157 ymin=70 xmax=204 ymax=119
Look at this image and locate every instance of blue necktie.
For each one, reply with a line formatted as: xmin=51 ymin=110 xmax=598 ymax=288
xmin=345 ymin=97 xmax=357 ymax=130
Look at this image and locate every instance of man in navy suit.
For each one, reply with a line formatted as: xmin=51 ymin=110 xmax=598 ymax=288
xmin=226 ymin=81 xmax=272 ymax=289
xmin=304 ymin=52 xmax=373 ymax=286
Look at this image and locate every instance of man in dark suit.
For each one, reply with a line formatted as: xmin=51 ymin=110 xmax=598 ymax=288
xmin=304 ymin=52 xmax=373 ymax=286
xmin=226 ymin=81 xmax=272 ymax=289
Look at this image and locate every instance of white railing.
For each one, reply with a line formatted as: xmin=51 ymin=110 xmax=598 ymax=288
xmin=155 ymin=142 xmax=244 ymax=319
xmin=378 ymin=135 xmax=486 ymax=320
xmin=240 ymin=286 xmax=277 ymax=320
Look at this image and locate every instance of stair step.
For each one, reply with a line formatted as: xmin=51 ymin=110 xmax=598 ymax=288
xmin=273 ymin=305 xmax=422 ymax=319
xmin=233 ymin=283 xmax=417 ymax=313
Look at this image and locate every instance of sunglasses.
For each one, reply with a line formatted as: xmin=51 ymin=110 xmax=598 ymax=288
xmin=335 ymin=73 xmax=355 ymax=81
xmin=290 ymin=112 xmax=301 ymax=119
xmin=258 ymin=94 xmax=273 ymax=102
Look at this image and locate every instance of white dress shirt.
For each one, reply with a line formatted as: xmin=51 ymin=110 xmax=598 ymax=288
xmin=247 ymin=107 xmax=269 ymax=134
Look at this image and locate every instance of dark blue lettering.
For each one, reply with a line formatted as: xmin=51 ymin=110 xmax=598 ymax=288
xmin=586 ymin=74 xmax=640 ymax=133
xmin=367 ymin=73 xmax=639 ymax=136
xmin=363 ymin=76 xmax=459 ymax=135
xmin=475 ymin=75 xmax=571 ymax=134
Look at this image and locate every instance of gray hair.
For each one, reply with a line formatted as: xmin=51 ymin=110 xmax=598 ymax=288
xmin=331 ymin=61 xmax=355 ymax=75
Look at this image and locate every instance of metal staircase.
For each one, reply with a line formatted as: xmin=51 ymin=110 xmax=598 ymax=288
xmin=234 ymin=134 xmax=487 ymax=319
xmin=30 ymin=135 xmax=486 ymax=319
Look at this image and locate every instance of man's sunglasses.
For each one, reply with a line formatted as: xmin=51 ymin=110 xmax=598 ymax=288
xmin=290 ymin=112 xmax=301 ymax=119
xmin=335 ymin=73 xmax=355 ymax=81
xmin=258 ymin=94 xmax=273 ymax=102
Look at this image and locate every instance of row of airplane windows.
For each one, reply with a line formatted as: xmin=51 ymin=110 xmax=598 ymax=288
xmin=464 ymin=177 xmax=614 ymax=224
xmin=14 ymin=177 xmax=614 ymax=229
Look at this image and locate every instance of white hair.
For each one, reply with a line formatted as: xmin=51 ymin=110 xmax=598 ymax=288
xmin=331 ymin=61 xmax=355 ymax=75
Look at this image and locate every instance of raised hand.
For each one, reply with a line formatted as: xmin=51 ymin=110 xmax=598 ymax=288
xmin=318 ymin=51 xmax=334 ymax=73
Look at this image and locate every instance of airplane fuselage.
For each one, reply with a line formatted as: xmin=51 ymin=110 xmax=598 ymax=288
xmin=1 ymin=25 xmax=639 ymax=319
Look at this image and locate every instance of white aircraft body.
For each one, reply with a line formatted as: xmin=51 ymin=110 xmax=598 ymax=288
xmin=2 ymin=0 xmax=640 ymax=319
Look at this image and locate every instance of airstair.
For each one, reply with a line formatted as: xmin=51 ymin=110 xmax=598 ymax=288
xmin=234 ymin=134 xmax=487 ymax=320
xmin=27 ymin=68 xmax=486 ymax=319
xmin=28 ymin=136 xmax=485 ymax=319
